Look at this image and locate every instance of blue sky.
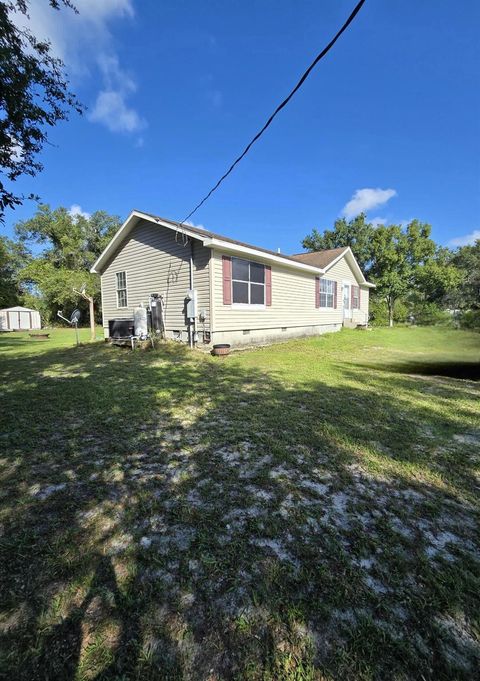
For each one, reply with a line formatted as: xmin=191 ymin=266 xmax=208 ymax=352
xmin=3 ymin=0 xmax=480 ymax=253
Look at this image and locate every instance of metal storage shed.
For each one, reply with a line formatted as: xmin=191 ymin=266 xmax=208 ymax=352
xmin=0 ymin=306 xmax=41 ymax=331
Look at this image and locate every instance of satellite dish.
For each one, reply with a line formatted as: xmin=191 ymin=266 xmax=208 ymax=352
xmin=70 ymin=309 xmax=81 ymax=324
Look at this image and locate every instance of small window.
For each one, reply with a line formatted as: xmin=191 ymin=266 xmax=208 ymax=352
xmin=116 ymin=271 xmax=127 ymax=308
xmin=232 ymin=257 xmax=265 ymax=305
xmin=320 ymin=279 xmax=335 ymax=308
xmin=352 ymin=286 xmax=360 ymax=309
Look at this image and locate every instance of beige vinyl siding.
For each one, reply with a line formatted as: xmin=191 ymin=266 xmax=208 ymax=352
xmin=100 ymin=220 xmax=210 ymax=333
xmin=324 ymin=257 xmax=369 ymax=326
xmin=192 ymin=241 xmax=210 ymax=325
xmin=355 ymin=285 xmax=370 ymax=325
xmin=211 ymin=249 xmax=368 ymax=331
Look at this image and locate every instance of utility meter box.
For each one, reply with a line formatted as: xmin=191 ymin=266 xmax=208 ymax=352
xmin=186 ymin=289 xmax=198 ymax=318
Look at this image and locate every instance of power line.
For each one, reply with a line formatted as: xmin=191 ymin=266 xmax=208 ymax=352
xmin=180 ymin=0 xmax=366 ymax=226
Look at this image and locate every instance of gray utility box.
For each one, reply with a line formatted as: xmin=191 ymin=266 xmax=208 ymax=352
xmin=186 ymin=289 xmax=198 ymax=319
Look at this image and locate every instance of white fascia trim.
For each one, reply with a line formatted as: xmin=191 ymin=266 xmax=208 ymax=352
xmin=322 ymin=247 xmax=365 ymax=282
xmin=91 ymin=210 xmax=137 ymax=274
xmin=90 ymin=211 xmax=206 ymax=274
xmin=322 ymin=246 xmax=375 ymax=288
xmin=203 ymin=238 xmax=324 ymax=274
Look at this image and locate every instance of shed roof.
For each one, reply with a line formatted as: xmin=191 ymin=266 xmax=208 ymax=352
xmin=0 ymin=306 xmax=39 ymax=312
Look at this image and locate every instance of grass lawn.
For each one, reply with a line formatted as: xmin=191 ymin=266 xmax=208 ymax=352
xmin=0 ymin=326 xmax=479 ymax=680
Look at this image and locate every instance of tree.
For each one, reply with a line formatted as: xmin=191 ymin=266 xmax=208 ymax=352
xmin=451 ymin=240 xmax=480 ymax=310
xmin=302 ymin=214 xmax=375 ymax=272
xmin=0 ymin=234 xmax=29 ymax=306
xmin=369 ymin=220 xmax=436 ymax=327
xmin=0 ymin=0 xmax=83 ymax=219
xmin=15 ymin=205 xmax=120 ymax=325
xmin=413 ymin=246 xmax=463 ymax=307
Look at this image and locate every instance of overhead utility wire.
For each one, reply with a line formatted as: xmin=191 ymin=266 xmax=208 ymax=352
xmin=179 ymin=0 xmax=366 ymax=227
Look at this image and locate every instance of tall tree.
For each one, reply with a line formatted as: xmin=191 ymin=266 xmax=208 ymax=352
xmin=16 ymin=205 xmax=120 ymax=323
xmin=302 ymin=214 xmax=375 ymax=272
xmin=0 ymin=234 xmax=29 ymax=306
xmin=414 ymin=246 xmax=463 ymax=306
xmin=369 ymin=220 xmax=436 ymax=326
xmin=451 ymin=240 xmax=480 ymax=310
xmin=0 ymin=0 xmax=82 ymax=219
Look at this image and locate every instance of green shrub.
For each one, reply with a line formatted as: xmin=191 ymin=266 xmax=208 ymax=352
xmin=459 ymin=309 xmax=480 ymax=330
xmin=410 ymin=302 xmax=453 ymax=327
xmin=369 ymin=298 xmax=408 ymax=326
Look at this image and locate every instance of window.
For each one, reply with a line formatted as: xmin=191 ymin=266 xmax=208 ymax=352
xmin=232 ymin=257 xmax=265 ymax=305
xmin=116 ymin=271 xmax=127 ymax=308
xmin=320 ymin=278 xmax=335 ymax=308
xmin=352 ymin=285 xmax=360 ymax=309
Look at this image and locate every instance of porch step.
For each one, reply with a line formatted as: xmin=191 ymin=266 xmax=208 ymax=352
xmin=342 ymin=319 xmax=357 ymax=329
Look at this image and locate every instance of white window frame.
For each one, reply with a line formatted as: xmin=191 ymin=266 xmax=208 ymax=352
xmin=231 ymin=257 xmax=266 ymax=309
xmin=319 ymin=278 xmax=335 ymax=309
xmin=116 ymin=271 xmax=128 ymax=308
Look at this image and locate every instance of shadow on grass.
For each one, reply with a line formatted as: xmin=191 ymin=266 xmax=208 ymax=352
xmin=354 ymin=359 xmax=480 ymax=381
xmin=0 ymin=339 xmax=479 ymax=679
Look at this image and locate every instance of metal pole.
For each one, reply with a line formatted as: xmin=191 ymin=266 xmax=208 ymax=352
xmin=189 ymin=239 xmax=197 ymax=348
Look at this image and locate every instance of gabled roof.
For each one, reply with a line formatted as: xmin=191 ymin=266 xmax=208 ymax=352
xmin=91 ymin=210 xmax=375 ymax=287
xmin=136 ymin=211 xmax=325 ymax=270
xmin=290 ymin=247 xmax=348 ymax=269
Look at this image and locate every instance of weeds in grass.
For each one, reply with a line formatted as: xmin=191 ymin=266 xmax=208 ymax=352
xmin=0 ymin=327 xmax=479 ymax=679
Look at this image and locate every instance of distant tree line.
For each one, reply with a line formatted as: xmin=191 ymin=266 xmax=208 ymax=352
xmin=0 ymin=205 xmax=121 ymax=324
xmin=303 ymin=214 xmax=480 ymax=328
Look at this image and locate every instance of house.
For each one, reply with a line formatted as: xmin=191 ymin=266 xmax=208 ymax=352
xmin=0 ymin=306 xmax=41 ymax=332
xmin=91 ymin=210 xmax=375 ymax=347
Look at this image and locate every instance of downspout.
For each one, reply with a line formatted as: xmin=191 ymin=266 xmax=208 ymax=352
xmin=189 ymin=239 xmax=197 ymax=347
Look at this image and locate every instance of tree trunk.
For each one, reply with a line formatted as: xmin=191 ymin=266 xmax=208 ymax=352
xmin=388 ymin=298 xmax=394 ymax=327
xmin=89 ymin=297 xmax=95 ymax=341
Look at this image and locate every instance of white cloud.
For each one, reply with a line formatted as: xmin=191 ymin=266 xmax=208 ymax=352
xmin=10 ymin=0 xmax=134 ymax=69
xmin=10 ymin=0 xmax=144 ymax=135
xmin=449 ymin=230 xmax=480 ymax=247
xmin=68 ymin=204 xmax=91 ymax=220
xmin=89 ymin=53 xmax=145 ymax=132
xmin=89 ymin=90 xmax=145 ymax=133
xmin=370 ymin=216 xmax=387 ymax=228
xmin=341 ymin=188 xmax=397 ymax=220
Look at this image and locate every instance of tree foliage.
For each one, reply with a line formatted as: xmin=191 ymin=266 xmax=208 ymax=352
xmin=302 ymin=213 xmax=374 ymax=272
xmin=15 ymin=205 xmax=121 ymax=322
xmin=0 ymin=234 xmax=30 ymax=306
xmin=0 ymin=0 xmax=82 ymax=219
xmin=452 ymin=240 xmax=480 ymax=310
xmin=413 ymin=246 xmax=463 ymax=306
xmin=368 ymin=220 xmax=436 ymax=326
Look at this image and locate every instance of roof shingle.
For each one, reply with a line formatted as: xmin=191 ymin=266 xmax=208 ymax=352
xmin=289 ymin=247 xmax=348 ymax=268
